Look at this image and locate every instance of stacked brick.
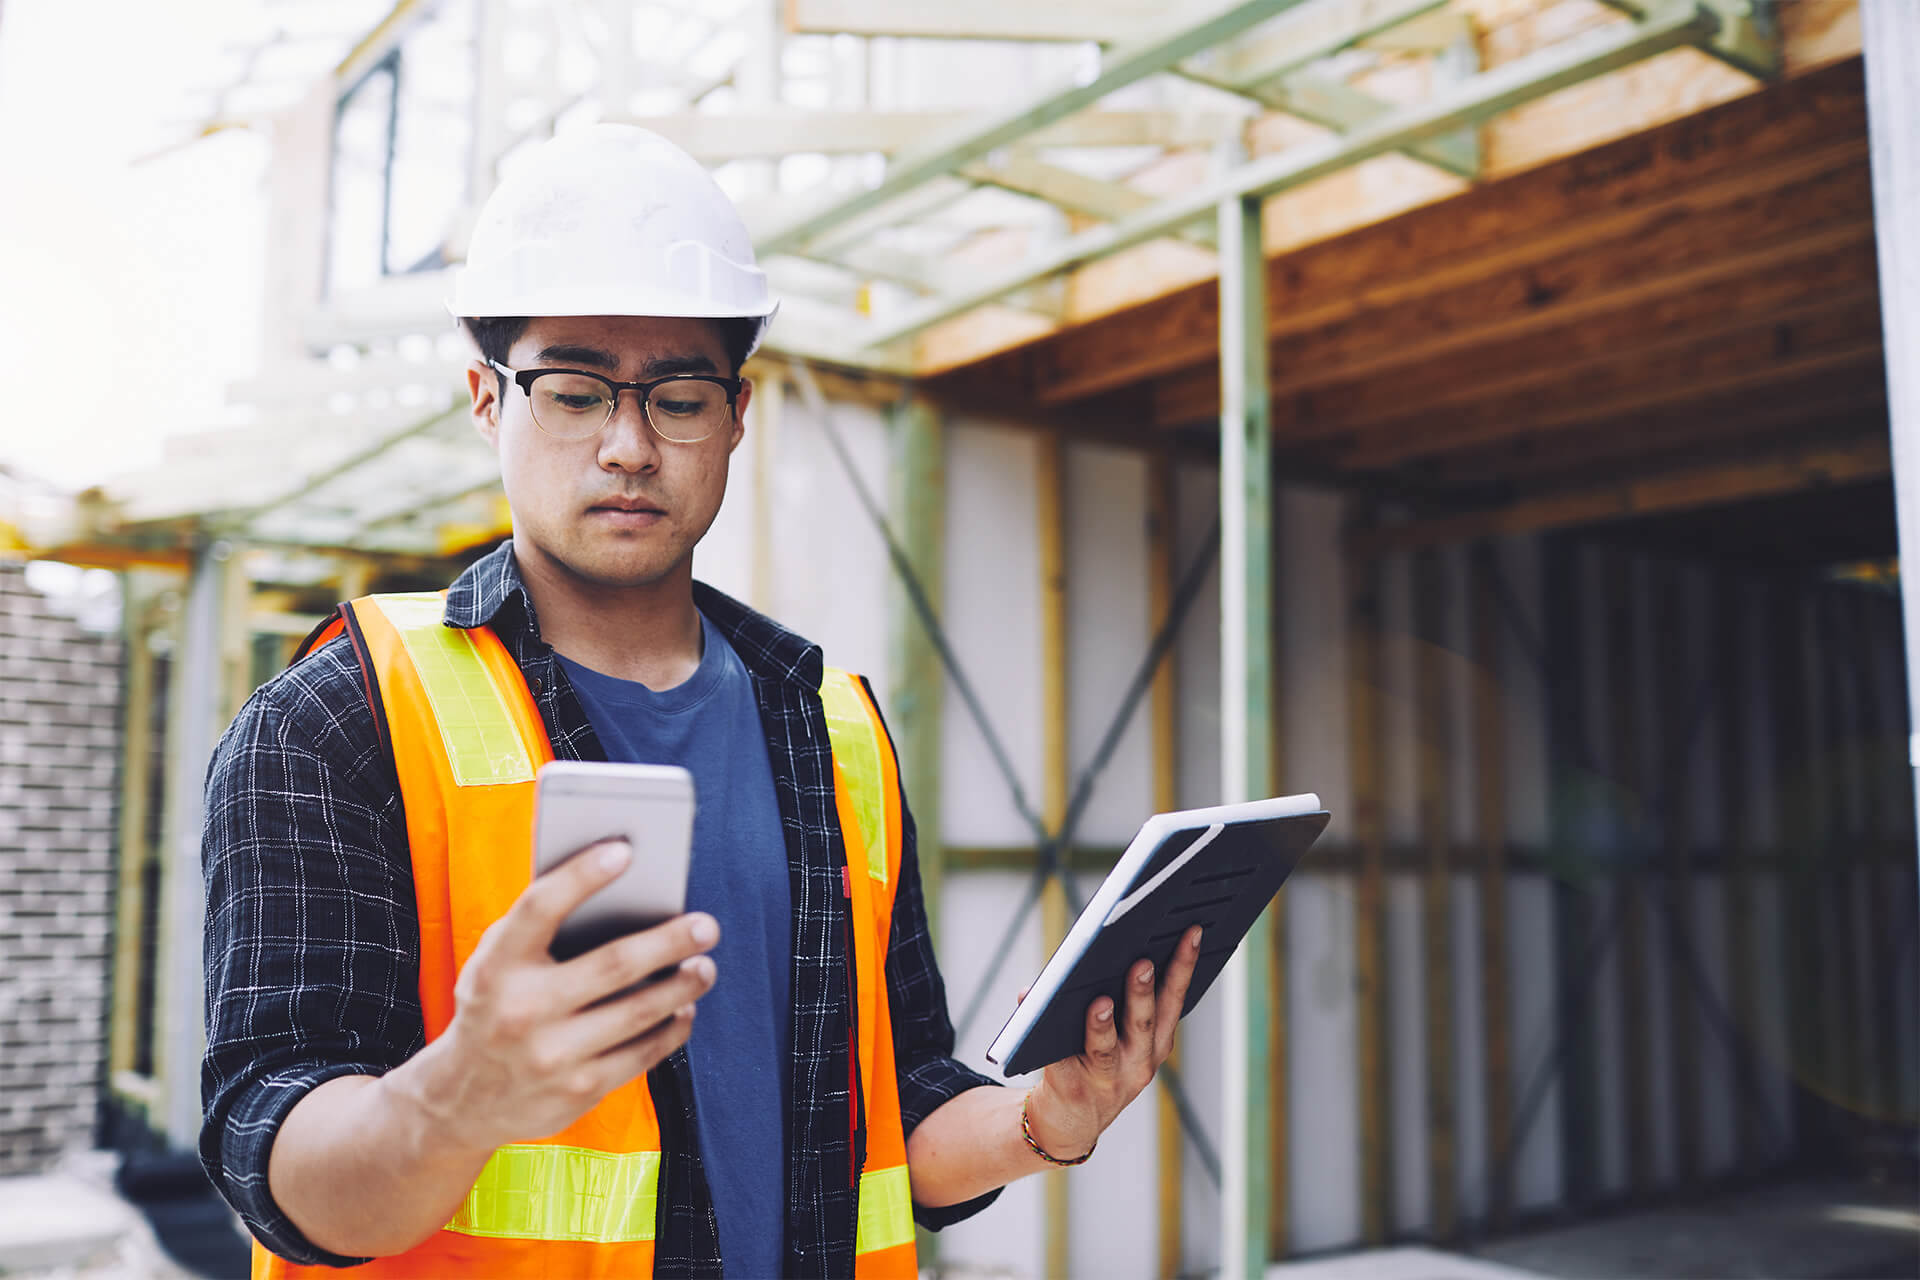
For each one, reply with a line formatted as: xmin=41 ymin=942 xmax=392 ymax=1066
xmin=0 ymin=562 xmax=122 ymax=1175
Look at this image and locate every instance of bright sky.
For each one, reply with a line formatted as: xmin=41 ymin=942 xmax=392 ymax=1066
xmin=0 ymin=0 xmax=275 ymax=490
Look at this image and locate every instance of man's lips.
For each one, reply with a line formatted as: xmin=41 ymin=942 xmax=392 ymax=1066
xmin=589 ymin=498 xmax=666 ymax=515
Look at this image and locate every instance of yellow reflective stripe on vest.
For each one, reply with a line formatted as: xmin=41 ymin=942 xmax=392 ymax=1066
xmin=371 ymin=593 xmax=535 ymax=787
xmin=819 ymin=669 xmax=889 ymax=886
xmin=446 ymin=1144 xmax=659 ymax=1243
xmin=854 ymin=1165 xmax=914 ymax=1255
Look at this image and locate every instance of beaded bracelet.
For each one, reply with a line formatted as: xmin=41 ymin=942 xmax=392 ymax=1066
xmin=1021 ymin=1089 xmax=1095 ymax=1167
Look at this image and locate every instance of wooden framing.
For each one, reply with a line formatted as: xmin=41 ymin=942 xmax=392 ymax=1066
xmin=1412 ymin=550 xmax=1456 ymax=1237
xmin=1345 ymin=506 xmax=1390 ymax=1243
xmin=1036 ymin=432 xmax=1071 ymax=1280
xmin=1469 ymin=545 xmax=1512 ymax=1225
xmin=1768 ymin=580 xmax=1822 ymax=1144
xmin=1714 ymin=574 xmax=1759 ymax=1167
xmin=1603 ymin=549 xmax=1653 ymax=1198
xmin=1817 ymin=590 xmax=1868 ymax=1122
xmin=1653 ymin=563 xmax=1701 ymax=1188
xmin=1543 ymin=535 xmax=1598 ymax=1206
xmin=1147 ymin=459 xmax=1184 ymax=1280
xmin=1848 ymin=586 xmax=1895 ymax=1119
xmin=107 ymin=583 xmax=159 ymax=1085
xmin=1353 ymin=438 xmax=1893 ymax=557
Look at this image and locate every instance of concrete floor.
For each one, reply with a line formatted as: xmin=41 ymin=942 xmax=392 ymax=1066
xmin=1470 ymin=1173 xmax=1920 ymax=1280
xmin=1269 ymin=1173 xmax=1919 ymax=1280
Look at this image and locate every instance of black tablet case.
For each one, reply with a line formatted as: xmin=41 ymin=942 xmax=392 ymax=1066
xmin=996 ymin=809 xmax=1330 ymax=1077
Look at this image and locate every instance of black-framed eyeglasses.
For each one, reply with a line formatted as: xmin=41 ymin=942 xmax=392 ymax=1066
xmin=488 ymin=360 xmax=742 ymax=444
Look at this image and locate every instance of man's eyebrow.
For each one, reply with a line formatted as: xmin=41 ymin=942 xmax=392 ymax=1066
xmin=534 ymin=343 xmax=620 ymax=370
xmin=643 ymin=353 xmax=720 ymax=377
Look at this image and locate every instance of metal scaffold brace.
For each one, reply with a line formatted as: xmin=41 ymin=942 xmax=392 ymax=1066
xmin=790 ymin=363 xmax=1229 ymax=1188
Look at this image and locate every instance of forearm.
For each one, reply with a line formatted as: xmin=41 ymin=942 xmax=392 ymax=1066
xmin=906 ymin=1084 xmax=1079 ymax=1209
xmin=267 ymin=1046 xmax=492 ymax=1259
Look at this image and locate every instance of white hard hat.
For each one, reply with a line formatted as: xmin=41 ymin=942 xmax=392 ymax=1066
xmin=450 ymin=124 xmax=777 ymax=357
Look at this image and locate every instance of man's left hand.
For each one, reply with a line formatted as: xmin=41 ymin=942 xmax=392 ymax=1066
xmin=1021 ymin=924 xmax=1202 ymax=1162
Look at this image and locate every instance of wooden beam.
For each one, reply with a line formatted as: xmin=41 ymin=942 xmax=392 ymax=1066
xmin=1403 ymin=391 xmax=1889 ymax=498
xmin=1605 ymin=550 xmax=1655 ymax=1200
xmin=1769 ymin=581 xmax=1823 ymax=1145
xmin=1542 ymin=535 xmax=1600 ymax=1207
xmin=1036 ymin=431 xmax=1071 ymax=1280
xmin=1336 ymin=336 xmax=1884 ymax=471
xmin=1412 ymin=551 xmax=1456 ymax=1238
xmin=1306 ymin=283 xmax=1881 ymax=461
xmin=1715 ymin=573 xmax=1759 ymax=1168
xmin=1154 ymin=217 xmax=1878 ymax=434
xmin=1147 ymin=458 xmax=1185 ymax=1279
xmin=1469 ymin=546 xmax=1512 ymax=1225
xmin=1847 ymin=586 xmax=1895 ymax=1120
xmin=1346 ymin=506 xmax=1390 ymax=1243
xmin=107 ymin=582 xmax=157 ymax=1082
xmin=1816 ymin=591 xmax=1869 ymax=1126
xmin=1166 ymin=254 xmax=1880 ymax=443
xmin=1653 ymin=563 xmax=1702 ymax=1189
xmin=1019 ymin=62 xmax=1872 ymax=408
xmin=1354 ymin=439 xmax=1895 ymax=556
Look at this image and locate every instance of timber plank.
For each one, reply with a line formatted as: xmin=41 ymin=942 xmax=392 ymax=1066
xmin=1155 ymin=233 xmax=1878 ymax=436
xmin=1010 ymin=61 xmax=1869 ymax=408
xmin=1391 ymin=387 xmax=1887 ymax=494
xmin=1150 ymin=164 xmax=1877 ymax=431
xmin=1337 ymin=338 xmax=1884 ymax=470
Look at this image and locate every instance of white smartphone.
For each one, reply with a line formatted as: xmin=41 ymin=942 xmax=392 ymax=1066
xmin=531 ymin=761 xmax=696 ymax=961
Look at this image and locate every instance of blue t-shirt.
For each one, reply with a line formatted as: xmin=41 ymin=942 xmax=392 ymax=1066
xmin=557 ymin=613 xmax=790 ymax=1277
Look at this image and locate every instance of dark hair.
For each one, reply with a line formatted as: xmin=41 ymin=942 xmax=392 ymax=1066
xmin=461 ymin=315 xmax=760 ymax=382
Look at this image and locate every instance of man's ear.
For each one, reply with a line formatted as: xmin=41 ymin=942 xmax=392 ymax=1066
xmin=729 ymin=378 xmax=752 ymax=454
xmin=467 ymin=361 xmax=501 ymax=448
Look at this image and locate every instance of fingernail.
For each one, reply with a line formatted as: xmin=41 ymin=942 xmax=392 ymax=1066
xmin=689 ymin=914 xmax=719 ymax=945
xmin=598 ymin=841 xmax=630 ymax=872
xmin=677 ymin=1004 xmax=696 ymax=1019
xmin=1096 ymin=1002 xmax=1113 ymax=1023
xmin=689 ymin=956 xmax=715 ymax=982
xmin=1138 ymin=964 xmax=1154 ymax=985
xmin=1188 ymin=927 xmax=1203 ymax=951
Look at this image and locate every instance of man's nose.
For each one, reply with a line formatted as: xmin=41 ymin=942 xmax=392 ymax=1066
xmin=597 ymin=391 xmax=661 ymax=471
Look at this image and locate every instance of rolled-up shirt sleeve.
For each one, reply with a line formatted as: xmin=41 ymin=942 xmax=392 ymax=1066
xmin=199 ymin=637 xmax=424 ymax=1267
xmin=883 ymin=797 xmax=1004 ymax=1230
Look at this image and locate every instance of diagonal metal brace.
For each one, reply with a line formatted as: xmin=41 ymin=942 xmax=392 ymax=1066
xmin=1601 ymin=0 xmax=1779 ymax=79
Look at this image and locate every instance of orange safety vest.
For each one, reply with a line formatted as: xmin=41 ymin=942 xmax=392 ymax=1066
xmin=257 ymin=592 xmax=917 ymax=1279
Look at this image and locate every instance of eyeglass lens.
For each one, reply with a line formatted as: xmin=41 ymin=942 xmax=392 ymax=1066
xmin=526 ymin=372 xmax=729 ymax=443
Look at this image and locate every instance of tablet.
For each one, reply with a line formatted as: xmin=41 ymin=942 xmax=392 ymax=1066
xmin=985 ymin=793 xmax=1329 ymax=1077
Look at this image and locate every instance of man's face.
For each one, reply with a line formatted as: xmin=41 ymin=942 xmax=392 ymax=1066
xmin=468 ymin=315 xmax=749 ymax=591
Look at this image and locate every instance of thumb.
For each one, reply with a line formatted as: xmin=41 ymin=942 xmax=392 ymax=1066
xmin=495 ymin=837 xmax=631 ymax=959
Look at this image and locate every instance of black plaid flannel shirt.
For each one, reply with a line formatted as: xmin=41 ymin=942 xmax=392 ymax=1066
xmin=200 ymin=542 xmax=1000 ymax=1275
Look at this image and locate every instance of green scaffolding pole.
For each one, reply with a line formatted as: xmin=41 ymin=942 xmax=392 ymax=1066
xmin=1218 ymin=186 xmax=1274 ymax=1279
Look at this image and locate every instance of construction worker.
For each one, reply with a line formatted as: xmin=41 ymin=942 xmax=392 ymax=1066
xmin=199 ymin=124 xmax=1201 ymax=1277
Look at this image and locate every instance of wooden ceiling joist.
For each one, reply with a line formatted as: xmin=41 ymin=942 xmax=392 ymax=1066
xmin=1353 ymin=437 xmax=1894 ymax=555
xmin=1001 ymin=63 xmax=1872 ymax=409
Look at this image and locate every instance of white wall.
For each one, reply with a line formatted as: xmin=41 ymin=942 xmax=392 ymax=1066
xmin=738 ymin=397 xmax=1914 ymax=1275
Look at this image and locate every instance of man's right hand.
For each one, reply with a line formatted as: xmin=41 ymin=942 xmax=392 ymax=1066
xmin=268 ymin=837 xmax=718 ymax=1259
xmin=402 ymin=838 xmax=720 ymax=1156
